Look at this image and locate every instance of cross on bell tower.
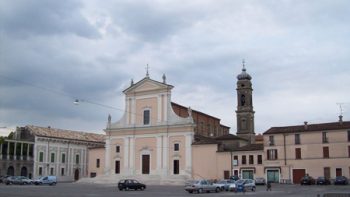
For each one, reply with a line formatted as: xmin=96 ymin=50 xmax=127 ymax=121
xmin=236 ymin=60 xmax=255 ymax=143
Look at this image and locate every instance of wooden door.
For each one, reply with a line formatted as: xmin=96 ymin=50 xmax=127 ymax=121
xmin=293 ymin=169 xmax=306 ymax=184
xmin=336 ymin=168 xmax=342 ymax=176
xmin=173 ymin=160 xmax=179 ymax=174
xmin=74 ymin=169 xmax=79 ymax=181
xmin=142 ymin=155 xmax=150 ymax=174
xmin=224 ymin=170 xmax=230 ymax=179
xmin=115 ymin=160 xmax=120 ymax=174
xmin=324 ymin=167 xmax=330 ymax=179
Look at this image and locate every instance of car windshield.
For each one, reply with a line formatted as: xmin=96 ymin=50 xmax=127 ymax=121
xmin=218 ymin=180 xmax=226 ymax=184
xmin=236 ymin=180 xmax=245 ymax=184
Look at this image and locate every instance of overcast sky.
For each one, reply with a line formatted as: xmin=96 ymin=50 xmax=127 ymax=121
xmin=1 ymin=0 xmax=349 ymax=136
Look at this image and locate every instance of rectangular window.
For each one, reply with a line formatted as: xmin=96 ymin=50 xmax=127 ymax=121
xmin=269 ymin=136 xmax=275 ymax=146
xmin=174 ymin=143 xmax=179 ymax=151
xmin=267 ymin=149 xmax=278 ymax=160
xmin=323 ymin=147 xmax=329 ymax=158
xmin=322 ymin=132 xmax=328 ymax=143
xmin=348 ymin=130 xmax=350 ymax=142
xmin=39 ymin=152 xmax=44 ymax=162
xmin=233 ymin=155 xmax=239 ymax=166
xmin=75 ymin=155 xmax=80 ymax=164
xmin=39 ymin=167 xmax=42 ymax=176
xmin=143 ymin=110 xmax=150 ymax=125
xmin=348 ymin=146 xmax=350 ymax=158
xmin=295 ymin=148 xmax=301 ymax=159
xmin=242 ymin=155 xmax=246 ymax=165
xmin=249 ymin=155 xmax=254 ymax=164
xmin=50 ymin=153 xmax=55 ymax=163
xmin=50 ymin=167 xmax=54 ymax=175
xmin=257 ymin=155 xmax=262 ymax=164
xmin=96 ymin=159 xmax=100 ymax=168
xmin=61 ymin=153 xmax=65 ymax=163
xmin=61 ymin=168 xmax=65 ymax=176
xmin=116 ymin=146 xmax=120 ymax=153
xmin=295 ymin=134 xmax=300 ymax=144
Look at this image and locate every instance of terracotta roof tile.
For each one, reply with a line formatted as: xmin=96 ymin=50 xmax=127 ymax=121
xmin=263 ymin=121 xmax=350 ymax=135
xmin=26 ymin=125 xmax=105 ymax=143
xmin=233 ymin=144 xmax=264 ymax=151
xmin=215 ymin=134 xmax=247 ymax=141
xmin=192 ymin=134 xmax=219 ymax=145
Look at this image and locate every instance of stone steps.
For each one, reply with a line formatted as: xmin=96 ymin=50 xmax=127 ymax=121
xmin=78 ymin=174 xmax=189 ymax=185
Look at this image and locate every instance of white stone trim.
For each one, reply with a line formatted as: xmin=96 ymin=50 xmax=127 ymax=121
xmin=110 ymin=131 xmax=194 ymax=140
xmin=185 ymin=133 xmax=193 ymax=174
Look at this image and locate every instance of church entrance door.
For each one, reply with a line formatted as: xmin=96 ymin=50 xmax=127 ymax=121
xmin=142 ymin=155 xmax=150 ymax=174
xmin=115 ymin=160 xmax=120 ymax=174
xmin=173 ymin=160 xmax=179 ymax=174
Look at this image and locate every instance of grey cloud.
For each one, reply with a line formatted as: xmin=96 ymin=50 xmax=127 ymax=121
xmin=0 ymin=0 xmax=100 ymax=39
xmin=106 ymin=1 xmax=198 ymax=42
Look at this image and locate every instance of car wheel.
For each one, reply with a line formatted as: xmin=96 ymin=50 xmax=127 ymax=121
xmin=252 ymin=187 xmax=256 ymax=192
xmin=198 ymin=188 xmax=203 ymax=193
xmin=126 ymin=187 xmax=129 ymax=191
xmin=140 ymin=186 xmax=145 ymax=190
xmin=188 ymin=191 xmax=193 ymax=194
xmin=215 ymin=187 xmax=220 ymax=193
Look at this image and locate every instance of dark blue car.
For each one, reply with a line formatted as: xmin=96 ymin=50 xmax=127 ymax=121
xmin=334 ymin=176 xmax=348 ymax=185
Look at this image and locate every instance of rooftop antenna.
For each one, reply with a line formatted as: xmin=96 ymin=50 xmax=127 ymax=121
xmin=336 ymin=103 xmax=344 ymax=116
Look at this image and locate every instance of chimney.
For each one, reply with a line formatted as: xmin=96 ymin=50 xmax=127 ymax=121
xmin=339 ymin=115 xmax=343 ymax=125
xmin=304 ymin=121 xmax=308 ymax=130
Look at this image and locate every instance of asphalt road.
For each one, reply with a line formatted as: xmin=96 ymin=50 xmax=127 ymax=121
xmin=0 ymin=183 xmax=349 ymax=197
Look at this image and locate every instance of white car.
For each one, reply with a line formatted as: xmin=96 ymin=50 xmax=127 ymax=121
xmin=234 ymin=179 xmax=256 ymax=192
xmin=213 ymin=179 xmax=235 ymax=191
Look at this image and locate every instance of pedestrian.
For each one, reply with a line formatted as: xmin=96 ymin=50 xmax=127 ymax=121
xmin=266 ymin=181 xmax=272 ymax=191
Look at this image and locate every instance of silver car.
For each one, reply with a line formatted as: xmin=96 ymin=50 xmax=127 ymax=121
xmin=213 ymin=179 xmax=235 ymax=191
xmin=185 ymin=179 xmax=221 ymax=194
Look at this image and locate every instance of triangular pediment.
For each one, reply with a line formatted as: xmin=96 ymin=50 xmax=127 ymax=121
xmin=123 ymin=77 xmax=173 ymax=94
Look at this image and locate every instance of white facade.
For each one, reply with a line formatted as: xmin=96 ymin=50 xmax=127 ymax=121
xmin=33 ymin=136 xmax=100 ymax=182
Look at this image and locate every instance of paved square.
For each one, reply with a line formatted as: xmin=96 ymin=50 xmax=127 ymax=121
xmin=0 ymin=183 xmax=349 ymax=197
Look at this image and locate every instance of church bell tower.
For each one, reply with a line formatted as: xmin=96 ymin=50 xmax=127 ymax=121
xmin=236 ymin=60 xmax=255 ymax=143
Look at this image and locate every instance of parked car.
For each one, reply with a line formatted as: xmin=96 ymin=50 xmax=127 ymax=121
xmin=316 ymin=177 xmax=330 ymax=185
xmin=232 ymin=179 xmax=256 ymax=192
xmin=228 ymin=181 xmax=237 ymax=191
xmin=184 ymin=179 xmax=221 ymax=194
xmin=0 ymin=175 xmax=11 ymax=183
xmin=255 ymin=177 xmax=266 ymax=185
xmin=118 ymin=179 xmax=146 ymax=191
xmin=334 ymin=176 xmax=349 ymax=185
xmin=4 ymin=176 xmax=17 ymax=185
xmin=11 ymin=176 xmax=33 ymax=185
xmin=230 ymin=175 xmax=240 ymax=181
xmin=213 ymin=179 xmax=234 ymax=191
xmin=300 ymin=176 xmax=315 ymax=185
xmin=34 ymin=176 xmax=57 ymax=185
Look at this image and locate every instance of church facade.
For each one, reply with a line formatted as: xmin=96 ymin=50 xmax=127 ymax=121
xmin=104 ymin=75 xmax=196 ymax=178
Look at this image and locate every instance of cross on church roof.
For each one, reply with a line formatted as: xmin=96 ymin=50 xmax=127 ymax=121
xmin=145 ymin=64 xmax=150 ymax=78
xmin=242 ymin=59 xmax=246 ymax=71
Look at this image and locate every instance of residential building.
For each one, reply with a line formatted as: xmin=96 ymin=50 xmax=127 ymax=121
xmin=263 ymin=118 xmax=350 ymax=183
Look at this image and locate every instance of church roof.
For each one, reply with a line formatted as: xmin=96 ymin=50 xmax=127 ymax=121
xmin=123 ymin=76 xmax=173 ymax=93
xmin=263 ymin=121 xmax=350 ymax=135
xmin=237 ymin=61 xmax=252 ymax=80
xmin=25 ymin=125 xmax=105 ymax=143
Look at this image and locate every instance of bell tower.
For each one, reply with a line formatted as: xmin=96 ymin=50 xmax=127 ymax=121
xmin=236 ymin=60 xmax=255 ymax=143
